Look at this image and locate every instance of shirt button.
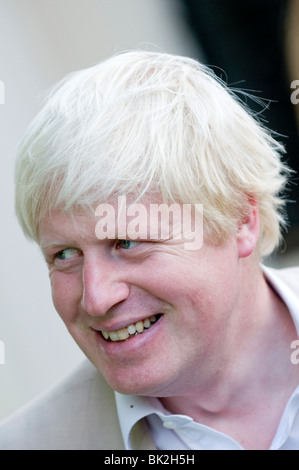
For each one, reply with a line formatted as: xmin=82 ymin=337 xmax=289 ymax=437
xmin=163 ymin=420 xmax=178 ymax=430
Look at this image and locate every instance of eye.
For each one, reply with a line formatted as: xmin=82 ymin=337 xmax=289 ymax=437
xmin=116 ymin=240 xmax=140 ymax=250
xmin=55 ymin=248 xmax=80 ymax=260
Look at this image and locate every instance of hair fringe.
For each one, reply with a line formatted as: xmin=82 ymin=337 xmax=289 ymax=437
xmin=15 ymin=50 xmax=291 ymax=256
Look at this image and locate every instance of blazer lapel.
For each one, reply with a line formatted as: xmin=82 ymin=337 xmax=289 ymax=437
xmin=82 ymin=367 xmax=125 ymax=449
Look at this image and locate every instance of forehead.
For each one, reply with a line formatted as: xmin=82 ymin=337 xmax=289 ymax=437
xmin=39 ymin=195 xmax=155 ymax=232
xmin=38 ymin=210 xmax=97 ymax=248
xmin=39 ymin=195 xmax=204 ymax=250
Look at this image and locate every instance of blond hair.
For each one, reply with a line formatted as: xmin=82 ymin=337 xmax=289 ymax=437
xmin=15 ymin=50 xmax=290 ymax=256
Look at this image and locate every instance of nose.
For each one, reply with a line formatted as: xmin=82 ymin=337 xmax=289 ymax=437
xmin=81 ymin=256 xmax=130 ymax=316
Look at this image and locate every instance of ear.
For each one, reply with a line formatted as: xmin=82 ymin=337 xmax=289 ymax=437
xmin=236 ymin=198 xmax=260 ymax=258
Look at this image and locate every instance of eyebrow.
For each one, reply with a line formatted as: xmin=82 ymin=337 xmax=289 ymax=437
xmin=39 ymin=240 xmax=76 ymax=253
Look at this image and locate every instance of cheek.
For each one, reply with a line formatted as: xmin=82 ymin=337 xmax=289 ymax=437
xmin=50 ymin=273 xmax=82 ymax=322
xmin=158 ymin=252 xmax=239 ymax=326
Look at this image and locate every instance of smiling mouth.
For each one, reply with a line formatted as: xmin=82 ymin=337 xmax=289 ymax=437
xmin=101 ymin=314 xmax=162 ymax=342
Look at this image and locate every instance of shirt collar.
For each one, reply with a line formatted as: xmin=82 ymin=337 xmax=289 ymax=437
xmin=262 ymin=265 xmax=299 ymax=335
xmin=114 ymin=392 xmax=164 ymax=449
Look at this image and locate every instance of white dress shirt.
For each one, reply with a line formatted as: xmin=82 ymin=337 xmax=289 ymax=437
xmin=115 ymin=266 xmax=299 ymax=450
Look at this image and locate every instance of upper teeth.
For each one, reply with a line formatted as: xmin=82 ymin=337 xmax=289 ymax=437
xmin=101 ymin=315 xmax=157 ymax=342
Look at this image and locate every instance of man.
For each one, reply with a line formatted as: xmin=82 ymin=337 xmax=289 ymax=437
xmin=1 ymin=51 xmax=299 ymax=450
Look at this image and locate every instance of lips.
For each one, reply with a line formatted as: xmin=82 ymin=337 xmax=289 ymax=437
xmin=101 ymin=314 xmax=161 ymax=342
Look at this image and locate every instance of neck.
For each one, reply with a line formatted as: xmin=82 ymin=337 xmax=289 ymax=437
xmin=159 ymin=260 xmax=299 ymax=448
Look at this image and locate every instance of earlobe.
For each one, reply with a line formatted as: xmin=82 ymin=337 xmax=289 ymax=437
xmin=236 ymin=200 xmax=260 ymax=258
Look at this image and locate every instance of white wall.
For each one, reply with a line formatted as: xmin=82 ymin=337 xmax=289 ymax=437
xmin=0 ymin=0 xmax=201 ymax=421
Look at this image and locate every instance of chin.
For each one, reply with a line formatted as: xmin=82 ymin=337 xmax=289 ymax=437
xmin=101 ymin=367 xmax=170 ymax=397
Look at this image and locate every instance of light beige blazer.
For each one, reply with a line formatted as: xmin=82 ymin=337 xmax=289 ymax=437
xmin=0 ymin=266 xmax=299 ymax=450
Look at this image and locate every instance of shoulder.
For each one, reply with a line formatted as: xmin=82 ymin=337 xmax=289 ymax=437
xmin=0 ymin=360 xmax=123 ymax=450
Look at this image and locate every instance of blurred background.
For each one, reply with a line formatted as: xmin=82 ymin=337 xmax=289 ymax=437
xmin=0 ymin=0 xmax=298 ymax=422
